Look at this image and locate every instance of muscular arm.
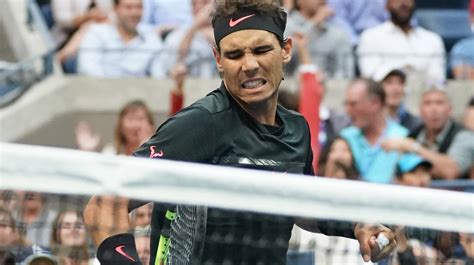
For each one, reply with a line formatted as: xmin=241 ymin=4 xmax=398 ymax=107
xmin=83 ymin=196 xmax=135 ymax=246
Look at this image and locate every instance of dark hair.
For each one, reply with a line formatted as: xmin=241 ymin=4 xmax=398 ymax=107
xmin=114 ymin=0 xmax=142 ymax=6
xmin=383 ymin=69 xmax=406 ymax=83
xmin=211 ymin=0 xmax=286 ymax=51
xmin=352 ymin=78 xmax=386 ymax=105
xmin=317 ymin=136 xmax=359 ymax=180
xmin=468 ymin=96 xmax=474 ymax=107
xmin=50 ymin=211 xmax=89 ymax=261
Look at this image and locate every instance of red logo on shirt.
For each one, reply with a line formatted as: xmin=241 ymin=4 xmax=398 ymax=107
xmin=229 ymin=14 xmax=256 ymax=27
xmin=114 ymin=245 xmax=136 ymax=262
xmin=150 ymin=146 xmax=164 ymax=158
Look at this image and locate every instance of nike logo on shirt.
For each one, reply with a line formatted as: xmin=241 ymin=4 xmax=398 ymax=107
xmin=229 ymin=14 xmax=255 ymax=27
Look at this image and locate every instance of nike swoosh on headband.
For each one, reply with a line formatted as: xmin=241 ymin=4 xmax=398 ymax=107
xmin=229 ymin=14 xmax=256 ymax=27
xmin=115 ymin=245 xmax=136 ymax=262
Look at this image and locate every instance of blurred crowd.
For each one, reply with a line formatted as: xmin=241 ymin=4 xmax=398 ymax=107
xmin=29 ymin=0 xmax=474 ymax=81
xmin=1 ymin=0 xmax=473 ymax=264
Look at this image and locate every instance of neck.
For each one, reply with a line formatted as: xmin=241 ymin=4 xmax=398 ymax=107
xmin=386 ymin=105 xmax=399 ymax=119
xmin=124 ymin=143 xmax=139 ymax=156
xmin=392 ymin=20 xmax=412 ymax=34
xmin=244 ymin=100 xmax=278 ymax=125
xmin=362 ymin=114 xmax=386 ymax=145
xmin=300 ymin=9 xmax=316 ymax=20
xmin=117 ymin=23 xmax=137 ymax=43
xmin=425 ymin=126 xmax=443 ymax=143
xmin=23 ymin=208 xmax=41 ymax=223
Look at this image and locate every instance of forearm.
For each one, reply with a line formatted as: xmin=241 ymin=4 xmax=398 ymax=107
xmin=416 ymin=146 xmax=460 ymax=180
xmin=178 ymin=26 xmax=198 ymax=62
xmin=84 ymin=195 xmax=132 ymax=246
xmin=295 ymin=218 xmax=355 ymax=238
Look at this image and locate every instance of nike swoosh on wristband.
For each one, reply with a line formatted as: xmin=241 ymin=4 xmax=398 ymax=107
xmin=115 ymin=245 xmax=136 ymax=262
xmin=229 ymin=14 xmax=256 ymax=27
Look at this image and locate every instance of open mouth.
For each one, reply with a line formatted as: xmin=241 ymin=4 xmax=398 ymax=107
xmin=241 ymin=79 xmax=267 ymax=89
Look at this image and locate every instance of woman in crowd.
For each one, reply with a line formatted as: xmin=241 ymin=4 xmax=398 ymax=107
xmin=50 ymin=210 xmax=90 ymax=265
xmin=317 ymin=136 xmax=359 ymax=179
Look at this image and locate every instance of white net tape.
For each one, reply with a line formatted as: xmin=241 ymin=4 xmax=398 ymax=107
xmin=1 ymin=142 xmax=473 ymax=233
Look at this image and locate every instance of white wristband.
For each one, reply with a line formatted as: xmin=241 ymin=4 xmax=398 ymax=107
xmin=376 ymin=234 xmax=389 ymax=250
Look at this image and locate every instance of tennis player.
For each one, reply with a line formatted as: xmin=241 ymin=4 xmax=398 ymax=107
xmin=84 ymin=1 xmax=396 ymax=264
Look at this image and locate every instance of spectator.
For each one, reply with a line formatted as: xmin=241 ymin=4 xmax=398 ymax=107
xmin=0 ymin=250 xmax=15 ymax=265
xmin=16 ymin=192 xmax=57 ymax=248
xmin=77 ymin=0 xmax=164 ymax=78
xmin=50 ymin=210 xmax=91 ymax=265
xmin=375 ymin=68 xmax=422 ymax=132
xmin=390 ymin=156 xmax=433 ymax=265
xmin=394 ymin=155 xmax=432 ymax=187
xmin=327 ymin=0 xmax=388 ymax=44
xmin=134 ymin=227 xmax=150 ymax=265
xmin=357 ymin=0 xmax=446 ymax=84
xmin=382 ymin=89 xmax=473 ymax=179
xmin=464 ymin=97 xmax=474 ymax=131
xmin=411 ymin=89 xmax=463 ymax=153
xmin=286 ymin=0 xmax=354 ymax=79
xmin=131 ymin=202 xmax=152 ymax=228
xmin=449 ymin=1 xmax=474 ymax=80
xmin=317 ymin=136 xmax=359 ymax=179
xmin=158 ymin=0 xmax=216 ymax=78
xmin=460 ymin=233 xmax=474 ymax=265
xmin=0 ymin=207 xmax=50 ymax=264
xmin=75 ymin=100 xmax=155 ymax=155
xmin=140 ymin=0 xmax=192 ymax=39
xmin=51 ymin=0 xmax=112 ymax=47
xmin=340 ymin=78 xmax=415 ymax=183
xmin=24 ymin=254 xmax=58 ymax=265
xmin=35 ymin=0 xmax=55 ymax=29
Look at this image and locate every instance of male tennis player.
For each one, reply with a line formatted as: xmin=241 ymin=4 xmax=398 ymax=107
xmin=84 ymin=1 xmax=396 ymax=264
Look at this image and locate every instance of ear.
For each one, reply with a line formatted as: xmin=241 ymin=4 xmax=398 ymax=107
xmin=212 ymin=47 xmax=224 ymax=73
xmin=282 ymin=38 xmax=292 ymax=64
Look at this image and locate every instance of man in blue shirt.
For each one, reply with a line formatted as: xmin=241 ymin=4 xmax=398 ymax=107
xmin=340 ymin=78 xmax=416 ymax=183
xmin=78 ymin=0 xmax=165 ymax=78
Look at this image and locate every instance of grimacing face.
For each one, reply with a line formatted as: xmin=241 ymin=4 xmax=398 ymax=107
xmin=214 ymin=30 xmax=292 ymax=113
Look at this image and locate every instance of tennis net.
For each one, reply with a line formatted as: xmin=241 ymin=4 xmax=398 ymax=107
xmin=0 ymin=143 xmax=473 ymax=265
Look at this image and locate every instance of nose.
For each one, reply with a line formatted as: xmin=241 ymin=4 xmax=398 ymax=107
xmin=241 ymin=53 xmax=259 ymax=76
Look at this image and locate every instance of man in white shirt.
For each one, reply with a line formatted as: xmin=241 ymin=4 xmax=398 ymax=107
xmin=157 ymin=0 xmax=217 ymax=78
xmin=78 ymin=0 xmax=164 ymax=78
xmin=357 ymin=0 xmax=446 ymax=84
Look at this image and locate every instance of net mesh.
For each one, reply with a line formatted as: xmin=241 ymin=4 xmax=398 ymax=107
xmin=1 ymin=143 xmax=473 ymax=265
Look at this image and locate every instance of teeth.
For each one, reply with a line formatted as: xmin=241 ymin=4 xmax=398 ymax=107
xmin=242 ymin=79 xmax=264 ymax=88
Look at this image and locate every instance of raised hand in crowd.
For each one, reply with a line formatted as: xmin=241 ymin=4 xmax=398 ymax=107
xmin=460 ymin=233 xmax=474 ymax=261
xmin=86 ymin=7 xmax=108 ymax=23
xmin=292 ymin=32 xmax=312 ymax=65
xmin=74 ymin=120 xmax=101 ymax=152
xmin=311 ymin=4 xmax=334 ymax=27
xmin=178 ymin=1 xmax=214 ymax=62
